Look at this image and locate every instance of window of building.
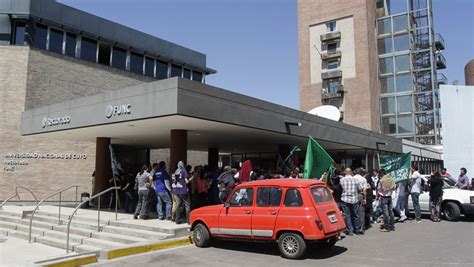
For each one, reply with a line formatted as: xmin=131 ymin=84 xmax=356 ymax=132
xmin=111 ymin=46 xmax=127 ymax=70
xmin=393 ymin=34 xmax=409 ymax=52
xmin=34 ymin=23 xmax=47 ymax=50
xmin=284 ymin=189 xmax=303 ymax=207
xmin=415 ymin=112 xmax=435 ymax=135
xmin=377 ymin=18 xmax=391 ymax=35
xmin=256 ymin=187 xmax=282 ymax=207
xmin=65 ymin=32 xmax=76 ymax=57
xmin=380 ymin=75 xmax=395 ymax=94
xmin=170 ymin=64 xmax=182 ymax=77
xmin=397 ymin=114 xmax=413 ymax=133
xmin=327 ymin=42 xmax=337 ymax=52
xmin=229 ymin=188 xmax=254 ymax=207
xmin=377 ymin=37 xmax=393 ymax=54
xmin=328 ymin=98 xmax=342 ymax=109
xmin=326 ymin=59 xmax=338 ymax=70
xmin=156 ymin=60 xmax=169 ymax=79
xmin=395 ymin=54 xmax=410 ymax=72
xmin=49 ymin=28 xmax=64 ymax=54
xmin=326 ymin=21 xmax=336 ymax=32
xmin=382 ymin=116 xmax=396 ymax=134
xmin=98 ymin=43 xmax=111 ymax=66
xmin=144 ymin=57 xmax=154 ymax=78
xmin=327 ymin=80 xmax=340 ymax=93
xmin=183 ymin=68 xmax=191 ymax=79
xmin=414 ymin=93 xmax=433 ymax=111
xmin=80 ymin=37 xmax=97 ymax=63
xmin=381 ymin=97 xmax=395 ymax=114
xmin=395 ymin=73 xmax=412 ymax=92
xmin=13 ymin=22 xmax=26 ymax=45
xmin=379 ymin=57 xmax=394 ymax=74
xmin=311 ymin=186 xmax=333 ymax=203
xmin=192 ymin=71 xmax=203 ymax=82
xmin=393 ymin=14 xmax=408 ymax=32
xmin=130 ymin=52 xmax=144 ymax=74
xmin=397 ymin=95 xmax=413 ymax=113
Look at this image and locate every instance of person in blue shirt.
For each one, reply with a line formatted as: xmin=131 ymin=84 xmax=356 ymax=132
xmin=153 ymin=161 xmax=172 ymax=220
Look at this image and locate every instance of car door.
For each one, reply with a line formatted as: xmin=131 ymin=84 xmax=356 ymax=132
xmin=418 ymin=191 xmax=430 ymax=211
xmin=251 ymin=186 xmax=282 ymax=238
xmin=216 ymin=187 xmax=254 ymax=237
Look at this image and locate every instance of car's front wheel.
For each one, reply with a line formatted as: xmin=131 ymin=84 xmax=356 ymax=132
xmin=443 ymin=202 xmax=461 ymax=221
xmin=278 ymin=233 xmax=307 ymax=259
xmin=193 ymin=223 xmax=211 ymax=247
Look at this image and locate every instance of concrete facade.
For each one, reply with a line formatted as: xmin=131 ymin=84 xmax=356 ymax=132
xmin=0 ymin=46 xmax=152 ymax=201
xmin=298 ymin=0 xmax=380 ymax=132
xmin=440 ymin=85 xmax=474 ymax=177
xmin=465 ymin=59 xmax=474 ymax=86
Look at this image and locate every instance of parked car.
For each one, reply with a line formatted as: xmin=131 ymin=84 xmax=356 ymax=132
xmin=189 ymin=179 xmax=346 ymax=259
xmin=408 ymin=177 xmax=474 ymax=221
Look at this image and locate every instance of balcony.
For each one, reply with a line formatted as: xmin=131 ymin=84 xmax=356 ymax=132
xmin=434 ymin=33 xmax=445 ymax=50
xmin=320 ymin=31 xmax=341 ymax=42
xmin=321 ymin=69 xmax=342 ymax=80
xmin=321 ymin=50 xmax=342 ymax=60
xmin=436 ymin=73 xmax=447 ymax=85
xmin=436 ymin=53 xmax=446 ymax=70
xmin=321 ymin=85 xmax=344 ymax=100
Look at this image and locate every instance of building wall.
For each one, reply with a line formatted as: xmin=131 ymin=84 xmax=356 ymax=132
xmin=0 ymin=46 xmax=152 ymax=201
xmin=440 ymin=85 xmax=474 ymax=178
xmin=298 ymin=0 xmax=380 ymax=131
xmin=465 ymin=59 xmax=474 ymax=86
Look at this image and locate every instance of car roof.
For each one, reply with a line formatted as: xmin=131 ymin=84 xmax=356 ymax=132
xmin=236 ymin=178 xmax=325 ymax=188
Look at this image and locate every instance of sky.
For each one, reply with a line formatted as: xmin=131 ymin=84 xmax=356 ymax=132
xmin=59 ymin=0 xmax=474 ymax=109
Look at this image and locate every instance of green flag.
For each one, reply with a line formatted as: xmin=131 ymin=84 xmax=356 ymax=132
xmin=379 ymin=152 xmax=411 ymax=183
xmin=303 ymin=136 xmax=334 ymax=180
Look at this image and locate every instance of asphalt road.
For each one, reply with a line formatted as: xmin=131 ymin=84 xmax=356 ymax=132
xmin=92 ymin=216 xmax=474 ymax=267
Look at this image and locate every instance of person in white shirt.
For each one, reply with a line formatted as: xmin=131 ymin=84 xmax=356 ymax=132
xmin=353 ymin=168 xmax=368 ymax=228
xmin=410 ymin=166 xmax=423 ymax=223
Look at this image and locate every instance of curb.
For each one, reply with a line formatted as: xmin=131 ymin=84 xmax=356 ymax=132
xmin=100 ymin=236 xmax=193 ymax=260
xmin=37 ymin=254 xmax=98 ymax=267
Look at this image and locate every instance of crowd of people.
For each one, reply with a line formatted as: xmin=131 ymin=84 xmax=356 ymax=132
xmin=108 ymin=159 xmax=471 ymax=229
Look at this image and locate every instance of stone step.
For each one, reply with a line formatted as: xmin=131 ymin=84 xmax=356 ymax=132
xmin=42 ymin=230 xmax=124 ymax=249
xmin=36 ymin=210 xmax=109 ymax=225
xmin=0 ymin=214 xmax=55 ymax=231
xmin=4 ymin=229 xmax=39 ymax=242
xmin=91 ymin=231 xmax=149 ymax=244
xmin=0 ymin=221 xmax=47 ymax=236
xmin=101 ymin=225 xmax=172 ymax=240
xmin=108 ymin=220 xmax=182 ymax=235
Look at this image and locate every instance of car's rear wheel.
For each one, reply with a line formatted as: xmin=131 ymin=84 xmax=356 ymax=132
xmin=318 ymin=236 xmax=338 ymax=248
xmin=278 ymin=233 xmax=306 ymax=259
xmin=443 ymin=202 xmax=461 ymax=221
xmin=193 ymin=223 xmax=211 ymax=247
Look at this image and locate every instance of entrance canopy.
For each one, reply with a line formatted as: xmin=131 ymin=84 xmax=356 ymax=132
xmin=21 ymin=77 xmax=403 ymax=154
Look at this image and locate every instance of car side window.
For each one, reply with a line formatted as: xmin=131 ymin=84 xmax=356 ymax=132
xmin=229 ymin=188 xmax=254 ymax=207
xmin=256 ymin=187 xmax=282 ymax=207
xmin=284 ymin=189 xmax=303 ymax=207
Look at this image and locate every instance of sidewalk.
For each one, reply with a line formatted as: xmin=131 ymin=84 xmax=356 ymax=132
xmin=0 ymin=234 xmax=75 ymax=266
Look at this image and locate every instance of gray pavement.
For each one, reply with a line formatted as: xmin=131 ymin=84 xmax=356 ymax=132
xmin=91 ymin=217 xmax=474 ymax=267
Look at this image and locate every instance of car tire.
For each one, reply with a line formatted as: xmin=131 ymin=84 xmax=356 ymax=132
xmin=193 ymin=223 xmax=211 ymax=247
xmin=443 ymin=202 xmax=461 ymax=221
xmin=278 ymin=233 xmax=307 ymax=259
xmin=319 ymin=236 xmax=338 ymax=248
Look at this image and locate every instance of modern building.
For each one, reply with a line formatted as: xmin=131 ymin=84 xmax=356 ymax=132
xmin=1 ymin=0 xmax=442 ymax=202
xmin=439 ymin=84 xmax=473 ymax=178
xmin=465 ymin=59 xmax=474 ymax=86
xmin=298 ymin=0 xmax=446 ymax=145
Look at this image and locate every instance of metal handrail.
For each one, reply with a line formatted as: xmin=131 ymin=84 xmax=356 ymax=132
xmin=65 ymin=186 xmax=120 ymax=253
xmin=0 ymin=186 xmax=39 ymax=209
xmin=28 ymin=185 xmax=79 ymax=243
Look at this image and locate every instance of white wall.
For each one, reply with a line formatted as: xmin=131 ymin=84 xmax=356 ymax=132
xmin=440 ymin=85 xmax=474 ymax=178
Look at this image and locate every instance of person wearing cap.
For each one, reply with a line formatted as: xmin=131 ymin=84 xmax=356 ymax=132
xmin=340 ymin=168 xmax=364 ymax=236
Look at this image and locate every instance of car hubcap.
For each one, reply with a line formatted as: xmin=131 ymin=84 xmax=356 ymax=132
xmin=194 ymin=228 xmax=202 ymax=242
xmin=282 ymin=236 xmax=299 ymax=255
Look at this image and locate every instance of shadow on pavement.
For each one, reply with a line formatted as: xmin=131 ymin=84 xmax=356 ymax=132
xmin=210 ymin=239 xmax=348 ymax=260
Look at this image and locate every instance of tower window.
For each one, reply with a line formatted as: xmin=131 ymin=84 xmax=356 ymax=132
xmin=326 ymin=21 xmax=336 ymax=32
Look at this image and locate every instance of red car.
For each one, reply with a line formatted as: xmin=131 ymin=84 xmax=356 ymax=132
xmin=190 ymin=179 xmax=346 ymax=259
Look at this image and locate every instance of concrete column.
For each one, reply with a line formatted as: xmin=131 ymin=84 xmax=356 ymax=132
xmin=208 ymin=147 xmax=219 ymax=170
xmin=170 ymin=130 xmax=187 ymax=173
xmin=95 ymin=137 xmax=112 ymax=195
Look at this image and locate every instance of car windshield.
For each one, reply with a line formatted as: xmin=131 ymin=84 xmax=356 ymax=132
xmin=310 ymin=186 xmax=333 ymax=203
